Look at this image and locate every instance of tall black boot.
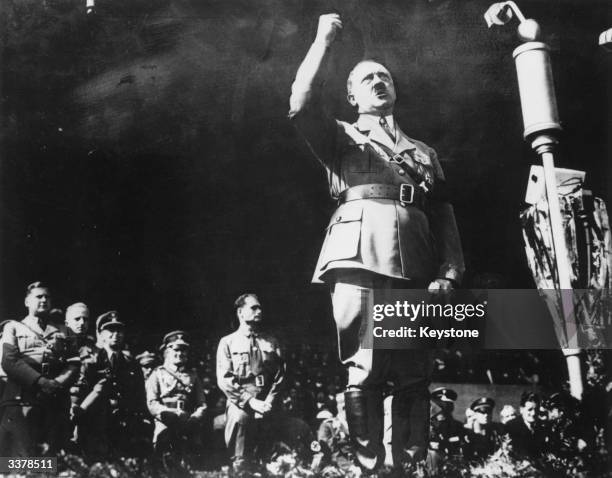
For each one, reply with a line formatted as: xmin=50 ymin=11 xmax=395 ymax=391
xmin=344 ymin=390 xmax=384 ymax=471
xmin=391 ymin=389 xmax=430 ymax=467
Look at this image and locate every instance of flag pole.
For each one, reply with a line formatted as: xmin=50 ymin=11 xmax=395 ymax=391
xmin=485 ymin=2 xmax=583 ymax=399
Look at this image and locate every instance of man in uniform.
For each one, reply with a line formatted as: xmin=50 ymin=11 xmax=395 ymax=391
xmin=429 ymin=387 xmax=465 ymax=457
xmin=146 ymin=330 xmax=207 ymax=455
xmin=75 ymin=311 xmax=150 ymax=458
xmin=0 ymin=282 xmax=80 ymax=456
xmin=289 ymin=13 xmax=464 ymax=470
xmin=136 ymin=351 xmax=158 ymax=380
xmin=464 ymin=397 xmax=503 ymax=461
xmin=216 ymin=293 xmax=286 ymax=470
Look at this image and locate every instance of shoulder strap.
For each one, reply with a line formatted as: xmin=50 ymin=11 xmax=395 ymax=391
xmin=346 ymin=123 xmax=427 ymax=188
xmin=9 ymin=320 xmax=45 ymax=340
xmin=161 ymin=366 xmax=191 ymax=387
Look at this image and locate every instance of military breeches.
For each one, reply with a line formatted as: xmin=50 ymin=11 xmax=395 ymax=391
xmin=330 ymin=269 xmax=433 ymax=391
xmin=224 ymin=403 xmax=310 ymax=463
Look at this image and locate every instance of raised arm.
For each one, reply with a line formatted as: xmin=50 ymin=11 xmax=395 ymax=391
xmin=289 ymin=13 xmax=343 ymax=117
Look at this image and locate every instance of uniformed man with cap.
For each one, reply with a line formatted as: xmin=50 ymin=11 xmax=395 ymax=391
xmin=136 ymin=351 xmax=157 ymax=380
xmin=75 ymin=311 xmax=150 ymax=457
xmin=0 ymin=282 xmax=80 ymax=456
xmin=146 ymin=330 xmax=207 ymax=455
xmin=464 ymin=397 xmax=503 ymax=461
xmin=289 ymin=13 xmax=464 ymax=471
xmin=216 ymin=293 xmax=286 ymax=470
xmin=429 ymin=387 xmax=465 ymax=458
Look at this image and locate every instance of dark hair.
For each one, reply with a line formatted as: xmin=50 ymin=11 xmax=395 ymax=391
xmin=234 ymin=293 xmax=259 ymax=313
xmin=520 ymin=391 xmax=540 ymax=407
xmin=26 ymin=281 xmax=50 ymax=296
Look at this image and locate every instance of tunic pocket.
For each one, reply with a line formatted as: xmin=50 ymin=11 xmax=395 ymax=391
xmin=321 ymin=204 xmax=363 ymax=266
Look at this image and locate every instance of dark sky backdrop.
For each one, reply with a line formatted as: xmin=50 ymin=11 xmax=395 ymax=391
xmin=1 ymin=0 xmax=610 ymax=349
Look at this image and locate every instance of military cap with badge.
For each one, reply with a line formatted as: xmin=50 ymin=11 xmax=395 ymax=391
xmin=96 ymin=310 xmax=124 ymax=334
xmin=160 ymin=330 xmax=190 ymax=351
xmin=471 ymin=397 xmax=495 ymax=413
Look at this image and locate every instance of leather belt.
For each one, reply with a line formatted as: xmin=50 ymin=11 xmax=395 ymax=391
xmin=236 ymin=375 xmax=264 ymax=386
xmin=338 ymin=183 xmax=426 ymax=209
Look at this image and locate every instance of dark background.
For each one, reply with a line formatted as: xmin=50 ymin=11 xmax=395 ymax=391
xmin=1 ymin=0 xmax=610 ymax=349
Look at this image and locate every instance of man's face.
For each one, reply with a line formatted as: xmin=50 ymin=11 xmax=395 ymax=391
xmin=347 ymin=62 xmax=397 ymax=115
xmin=25 ymin=287 xmax=51 ymax=316
xmin=474 ymin=408 xmax=492 ymax=426
xmin=165 ymin=345 xmax=188 ymax=367
xmin=521 ymin=400 xmax=538 ymax=424
xmin=66 ymin=312 xmax=89 ymax=335
xmin=500 ymin=407 xmax=517 ymax=424
xmin=100 ymin=326 xmax=124 ymax=350
xmin=238 ymin=296 xmax=262 ymax=326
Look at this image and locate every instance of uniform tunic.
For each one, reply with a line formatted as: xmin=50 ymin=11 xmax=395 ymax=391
xmin=146 ymin=365 xmax=206 ymax=446
xmin=289 ymin=103 xmax=464 ymax=285
xmin=0 ymin=317 xmax=78 ymax=455
xmin=216 ymin=328 xmax=285 ymax=462
xmin=289 ymin=89 xmax=465 ymax=383
xmin=77 ymin=348 xmax=149 ymax=457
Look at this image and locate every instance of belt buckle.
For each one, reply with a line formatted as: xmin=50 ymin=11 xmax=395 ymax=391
xmin=176 ymin=400 xmax=185 ymax=411
xmin=400 ymin=184 xmax=414 ymax=206
xmin=255 ymin=375 xmax=265 ymax=387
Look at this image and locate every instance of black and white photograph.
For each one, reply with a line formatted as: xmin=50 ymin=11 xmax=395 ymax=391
xmin=1 ymin=0 xmax=611 ymax=476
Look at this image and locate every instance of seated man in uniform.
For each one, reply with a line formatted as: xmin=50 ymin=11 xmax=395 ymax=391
xmin=216 ymin=293 xmax=286 ymax=470
xmin=146 ymin=330 xmax=207 ymax=455
xmin=75 ymin=311 xmax=151 ymax=458
xmin=464 ymin=397 xmax=504 ymax=461
xmin=429 ymin=387 xmax=465 ymax=457
xmin=0 ymin=282 xmax=79 ymax=456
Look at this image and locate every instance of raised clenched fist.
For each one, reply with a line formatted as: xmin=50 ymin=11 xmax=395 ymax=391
xmin=315 ymin=14 xmax=343 ymax=47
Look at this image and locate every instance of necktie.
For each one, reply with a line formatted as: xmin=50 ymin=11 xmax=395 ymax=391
xmin=379 ymin=116 xmax=395 ymax=143
xmin=249 ymin=334 xmax=263 ymax=376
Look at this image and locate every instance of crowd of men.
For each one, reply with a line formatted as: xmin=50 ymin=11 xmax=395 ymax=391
xmin=0 ymin=281 xmax=601 ymax=475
